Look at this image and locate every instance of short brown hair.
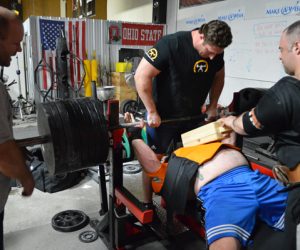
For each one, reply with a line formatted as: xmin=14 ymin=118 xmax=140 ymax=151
xmin=199 ymin=20 xmax=232 ymax=48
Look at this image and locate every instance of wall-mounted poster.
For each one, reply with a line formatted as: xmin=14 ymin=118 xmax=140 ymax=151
xmin=179 ymin=0 xmax=225 ymax=9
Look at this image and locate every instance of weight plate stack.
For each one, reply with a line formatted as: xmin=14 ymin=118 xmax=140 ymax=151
xmin=48 ymin=102 xmax=69 ymax=174
xmin=63 ymin=100 xmax=84 ymax=170
xmin=37 ymin=103 xmax=66 ymax=175
xmin=37 ymin=99 xmax=110 ymax=175
xmin=54 ymin=101 xmax=79 ymax=173
xmin=75 ymin=99 xmax=95 ymax=167
xmin=68 ymin=100 xmax=90 ymax=169
xmin=92 ymin=99 xmax=109 ymax=163
xmin=82 ymin=99 xmax=102 ymax=165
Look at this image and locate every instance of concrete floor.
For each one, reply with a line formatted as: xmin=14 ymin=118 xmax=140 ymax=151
xmin=4 ymin=117 xmax=118 ymax=250
xmin=4 ymin=116 xmax=206 ymax=250
xmin=4 ymin=178 xmax=108 ymax=250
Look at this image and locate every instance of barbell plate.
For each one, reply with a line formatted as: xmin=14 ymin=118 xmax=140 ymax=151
xmin=63 ymin=100 xmax=84 ymax=170
xmin=48 ymin=102 xmax=69 ymax=174
xmin=92 ymin=99 xmax=110 ymax=161
xmin=37 ymin=104 xmax=55 ymax=172
xmin=81 ymin=99 xmax=102 ymax=164
xmin=37 ymin=99 xmax=110 ymax=175
xmin=83 ymin=99 xmax=109 ymax=164
xmin=54 ymin=101 xmax=81 ymax=172
xmin=78 ymin=230 xmax=98 ymax=243
xmin=51 ymin=210 xmax=90 ymax=233
xmin=75 ymin=99 xmax=95 ymax=167
xmin=67 ymin=99 xmax=90 ymax=169
xmin=77 ymin=98 xmax=109 ymax=167
xmin=67 ymin=100 xmax=89 ymax=169
xmin=37 ymin=103 xmax=65 ymax=175
xmin=78 ymin=98 xmax=99 ymax=166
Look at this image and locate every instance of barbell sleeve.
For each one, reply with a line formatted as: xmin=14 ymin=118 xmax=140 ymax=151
xmin=16 ymin=135 xmax=50 ymax=148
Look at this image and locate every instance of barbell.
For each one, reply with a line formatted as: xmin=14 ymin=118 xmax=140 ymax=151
xmin=16 ymin=98 xmax=205 ymax=175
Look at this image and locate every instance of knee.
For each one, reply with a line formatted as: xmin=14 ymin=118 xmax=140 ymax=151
xmin=209 ymin=237 xmax=241 ymax=250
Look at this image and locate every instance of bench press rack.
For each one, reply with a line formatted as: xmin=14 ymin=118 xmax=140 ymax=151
xmin=92 ymin=99 xmax=161 ymax=250
xmin=92 ymin=88 xmax=289 ymax=250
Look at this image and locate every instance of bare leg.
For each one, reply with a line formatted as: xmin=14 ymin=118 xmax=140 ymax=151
xmin=132 ymin=139 xmax=161 ymax=203
xmin=209 ymin=237 xmax=241 ymax=250
xmin=142 ymin=171 xmax=152 ymax=203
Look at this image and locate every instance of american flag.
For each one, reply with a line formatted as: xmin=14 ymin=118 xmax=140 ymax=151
xmin=39 ymin=18 xmax=86 ymax=91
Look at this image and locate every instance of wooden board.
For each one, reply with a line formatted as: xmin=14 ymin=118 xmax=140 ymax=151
xmin=181 ymin=121 xmax=232 ymax=147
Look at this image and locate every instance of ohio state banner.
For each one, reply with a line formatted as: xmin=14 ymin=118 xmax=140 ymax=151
xmin=107 ymin=21 xmax=164 ymax=46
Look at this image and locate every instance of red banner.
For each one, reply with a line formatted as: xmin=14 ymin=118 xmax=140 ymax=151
xmin=121 ymin=23 xmax=164 ymax=46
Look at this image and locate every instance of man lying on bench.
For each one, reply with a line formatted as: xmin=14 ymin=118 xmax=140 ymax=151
xmin=124 ymin=113 xmax=287 ymax=250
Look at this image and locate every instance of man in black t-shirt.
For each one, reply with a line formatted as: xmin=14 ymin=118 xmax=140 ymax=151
xmin=220 ymin=20 xmax=300 ymax=250
xmin=134 ymin=20 xmax=232 ymax=155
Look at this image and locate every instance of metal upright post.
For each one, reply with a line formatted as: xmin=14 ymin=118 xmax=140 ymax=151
xmin=92 ymin=81 xmax=109 ymax=215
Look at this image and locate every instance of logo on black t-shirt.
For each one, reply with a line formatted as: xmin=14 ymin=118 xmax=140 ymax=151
xmin=146 ymin=48 xmax=158 ymax=61
xmin=193 ymin=60 xmax=208 ymax=73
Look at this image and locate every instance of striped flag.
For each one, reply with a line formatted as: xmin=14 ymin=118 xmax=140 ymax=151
xmin=38 ymin=18 xmax=86 ymax=91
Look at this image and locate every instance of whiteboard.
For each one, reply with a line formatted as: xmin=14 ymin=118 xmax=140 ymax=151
xmin=225 ymin=16 xmax=295 ymax=82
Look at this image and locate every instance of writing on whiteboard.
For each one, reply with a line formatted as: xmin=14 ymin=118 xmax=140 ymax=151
xmin=253 ymin=21 xmax=287 ymax=38
xmin=184 ymin=16 xmax=206 ymax=26
xmin=224 ymin=18 xmax=288 ymax=82
xmin=218 ymin=8 xmax=245 ymax=22
xmin=265 ymin=1 xmax=300 ymax=16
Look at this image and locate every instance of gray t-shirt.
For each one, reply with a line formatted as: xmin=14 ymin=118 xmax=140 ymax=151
xmin=0 ymin=82 xmax=14 ymax=213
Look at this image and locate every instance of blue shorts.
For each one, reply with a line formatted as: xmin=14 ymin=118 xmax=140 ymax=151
xmin=197 ymin=166 xmax=287 ymax=247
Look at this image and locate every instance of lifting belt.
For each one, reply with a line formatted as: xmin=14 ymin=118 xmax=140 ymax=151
xmin=161 ymin=142 xmax=238 ymax=215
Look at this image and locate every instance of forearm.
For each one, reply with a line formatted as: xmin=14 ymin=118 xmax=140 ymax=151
xmin=0 ymin=140 xmax=32 ymax=182
xmin=227 ymin=115 xmax=247 ymax=135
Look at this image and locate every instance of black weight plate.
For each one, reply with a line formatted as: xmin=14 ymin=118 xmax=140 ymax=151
xmin=66 ymin=100 xmax=88 ymax=169
xmin=55 ymin=101 xmax=81 ymax=172
xmin=63 ymin=100 xmax=83 ymax=171
xmin=52 ymin=210 xmax=89 ymax=233
xmin=67 ymin=99 xmax=90 ymax=169
xmin=93 ymin=100 xmax=109 ymax=146
xmin=37 ymin=103 xmax=66 ymax=175
xmin=82 ymin=98 xmax=100 ymax=166
xmin=75 ymin=99 xmax=95 ymax=167
xmin=81 ymin=99 xmax=102 ymax=164
xmin=92 ymin=100 xmax=109 ymax=161
xmin=78 ymin=230 xmax=98 ymax=243
xmin=37 ymin=104 xmax=56 ymax=173
xmin=83 ymin=99 xmax=109 ymax=164
xmin=91 ymin=99 xmax=109 ymax=162
xmin=94 ymin=100 xmax=109 ymax=162
xmin=48 ymin=102 xmax=69 ymax=175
